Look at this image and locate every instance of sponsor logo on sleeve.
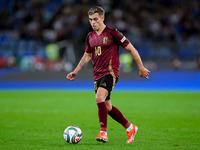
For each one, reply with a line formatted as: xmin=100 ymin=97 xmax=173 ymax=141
xmin=120 ymin=36 xmax=126 ymax=43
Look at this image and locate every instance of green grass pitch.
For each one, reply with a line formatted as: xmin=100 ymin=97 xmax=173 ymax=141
xmin=0 ymin=91 xmax=199 ymax=150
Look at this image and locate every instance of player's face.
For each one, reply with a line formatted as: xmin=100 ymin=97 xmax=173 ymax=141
xmin=89 ymin=13 xmax=104 ymax=31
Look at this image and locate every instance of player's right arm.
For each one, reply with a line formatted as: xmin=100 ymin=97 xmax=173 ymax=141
xmin=66 ymin=52 xmax=92 ymax=81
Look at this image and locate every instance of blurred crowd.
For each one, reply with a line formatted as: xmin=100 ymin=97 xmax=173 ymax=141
xmin=0 ymin=0 xmax=200 ymax=72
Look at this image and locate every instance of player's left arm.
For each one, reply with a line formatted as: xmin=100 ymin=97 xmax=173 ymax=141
xmin=124 ymin=43 xmax=150 ymax=79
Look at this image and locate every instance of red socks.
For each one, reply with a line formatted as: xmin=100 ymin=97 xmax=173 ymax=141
xmin=97 ymin=103 xmax=131 ymax=132
xmin=97 ymin=102 xmax=108 ymax=132
xmin=108 ymin=105 xmax=131 ymax=129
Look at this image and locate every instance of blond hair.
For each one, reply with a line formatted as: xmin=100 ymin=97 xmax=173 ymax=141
xmin=88 ymin=6 xmax=105 ymax=17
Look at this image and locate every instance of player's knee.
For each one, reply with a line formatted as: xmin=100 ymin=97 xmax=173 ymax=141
xmin=96 ymin=96 xmax=105 ymax=103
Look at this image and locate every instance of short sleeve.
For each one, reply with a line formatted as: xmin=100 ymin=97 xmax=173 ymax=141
xmin=111 ymin=29 xmax=130 ymax=48
xmin=85 ymin=33 xmax=92 ymax=53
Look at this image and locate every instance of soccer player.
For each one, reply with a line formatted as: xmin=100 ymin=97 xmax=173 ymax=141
xmin=66 ymin=6 xmax=150 ymax=143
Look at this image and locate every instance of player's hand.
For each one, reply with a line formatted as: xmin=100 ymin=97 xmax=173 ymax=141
xmin=66 ymin=72 xmax=77 ymax=81
xmin=139 ymin=67 xmax=150 ymax=79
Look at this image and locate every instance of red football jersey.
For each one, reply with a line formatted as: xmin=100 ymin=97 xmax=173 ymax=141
xmin=85 ymin=26 xmax=130 ymax=80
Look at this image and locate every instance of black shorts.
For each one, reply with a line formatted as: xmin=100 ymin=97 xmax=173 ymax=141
xmin=94 ymin=74 xmax=118 ymax=100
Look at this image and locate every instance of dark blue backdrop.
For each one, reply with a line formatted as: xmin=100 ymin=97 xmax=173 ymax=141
xmin=0 ymin=70 xmax=199 ymax=92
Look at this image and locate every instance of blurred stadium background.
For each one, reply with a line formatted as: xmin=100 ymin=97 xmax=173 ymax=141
xmin=0 ymin=0 xmax=200 ymax=90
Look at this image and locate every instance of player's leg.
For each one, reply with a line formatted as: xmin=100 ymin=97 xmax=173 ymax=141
xmin=96 ymin=87 xmax=108 ymax=133
xmin=105 ymin=99 xmax=112 ymax=112
xmin=95 ymin=74 xmax=117 ymax=143
xmin=107 ymin=101 xmax=130 ymax=127
xmin=106 ymin=100 xmax=138 ymax=143
xmin=95 ymin=87 xmax=109 ymax=143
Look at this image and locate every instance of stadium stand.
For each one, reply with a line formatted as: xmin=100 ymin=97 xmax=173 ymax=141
xmin=0 ymin=0 xmax=200 ymax=71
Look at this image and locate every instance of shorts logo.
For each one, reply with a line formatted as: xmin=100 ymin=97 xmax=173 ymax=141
xmin=103 ymin=37 xmax=108 ymax=44
xmin=101 ymin=82 xmax=106 ymax=87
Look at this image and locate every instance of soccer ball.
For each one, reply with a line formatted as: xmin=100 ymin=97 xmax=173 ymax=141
xmin=63 ymin=125 xmax=82 ymax=144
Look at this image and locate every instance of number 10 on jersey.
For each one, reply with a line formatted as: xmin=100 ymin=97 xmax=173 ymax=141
xmin=95 ymin=46 xmax=101 ymax=56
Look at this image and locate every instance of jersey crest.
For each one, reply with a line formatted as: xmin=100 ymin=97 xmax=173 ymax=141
xmin=103 ymin=36 xmax=108 ymax=44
